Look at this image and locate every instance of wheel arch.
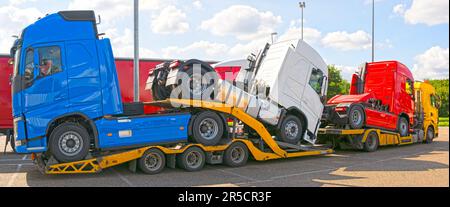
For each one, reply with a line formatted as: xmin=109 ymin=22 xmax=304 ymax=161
xmin=285 ymin=107 xmax=308 ymax=135
xmin=45 ymin=112 xmax=99 ymax=149
xmin=398 ymin=112 xmax=411 ymax=126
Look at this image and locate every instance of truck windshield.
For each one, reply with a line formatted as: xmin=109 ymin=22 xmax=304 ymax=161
xmin=309 ymin=68 xmax=325 ymax=95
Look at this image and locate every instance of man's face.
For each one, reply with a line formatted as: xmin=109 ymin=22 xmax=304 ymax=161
xmin=40 ymin=60 xmax=52 ymax=74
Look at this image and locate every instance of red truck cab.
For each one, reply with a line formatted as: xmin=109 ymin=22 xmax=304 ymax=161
xmin=323 ymin=61 xmax=415 ymax=136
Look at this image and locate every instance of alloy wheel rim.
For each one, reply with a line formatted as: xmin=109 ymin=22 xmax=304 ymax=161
xmin=59 ymin=131 xmax=83 ymax=156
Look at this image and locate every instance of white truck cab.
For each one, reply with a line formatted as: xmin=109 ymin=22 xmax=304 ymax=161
xmin=215 ymin=38 xmax=328 ymax=144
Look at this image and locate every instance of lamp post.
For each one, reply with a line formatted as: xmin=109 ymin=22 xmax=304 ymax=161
xmin=299 ymin=2 xmax=306 ymax=40
xmin=371 ymin=0 xmax=375 ymax=62
xmin=133 ymin=0 xmax=140 ymax=102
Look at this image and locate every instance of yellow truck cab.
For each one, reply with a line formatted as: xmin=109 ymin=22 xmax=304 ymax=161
xmin=414 ymin=81 xmax=440 ymax=143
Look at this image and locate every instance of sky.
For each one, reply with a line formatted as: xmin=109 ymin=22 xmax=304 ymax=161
xmin=0 ymin=0 xmax=448 ymax=81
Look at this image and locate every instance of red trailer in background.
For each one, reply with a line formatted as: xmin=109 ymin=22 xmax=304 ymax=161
xmin=0 ymin=56 xmax=13 ymax=135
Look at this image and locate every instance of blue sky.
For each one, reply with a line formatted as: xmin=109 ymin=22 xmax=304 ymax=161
xmin=0 ymin=0 xmax=448 ymax=80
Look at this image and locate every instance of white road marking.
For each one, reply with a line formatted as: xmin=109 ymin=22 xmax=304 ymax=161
xmin=111 ymin=168 xmax=135 ymax=187
xmin=6 ymin=155 xmax=28 ymax=187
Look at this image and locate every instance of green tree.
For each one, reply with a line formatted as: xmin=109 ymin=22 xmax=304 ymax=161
xmin=428 ymin=79 xmax=449 ymax=117
xmin=327 ymin=65 xmax=350 ymax=99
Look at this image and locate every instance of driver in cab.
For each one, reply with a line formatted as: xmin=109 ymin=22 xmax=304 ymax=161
xmin=39 ymin=59 xmax=58 ymax=77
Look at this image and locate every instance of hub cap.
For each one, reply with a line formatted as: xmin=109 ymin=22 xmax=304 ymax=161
xmin=366 ymin=134 xmax=376 ymax=148
xmin=186 ymin=151 xmax=202 ymax=168
xmin=400 ymin=121 xmax=408 ymax=135
xmin=199 ymin=118 xmax=219 ymax=140
xmin=144 ymin=152 xmax=162 ymax=171
xmin=284 ymin=121 xmax=299 ymax=139
xmin=230 ymin=147 xmax=245 ymax=163
xmin=59 ymin=131 xmax=83 ymax=156
xmin=351 ymin=110 xmax=363 ymax=125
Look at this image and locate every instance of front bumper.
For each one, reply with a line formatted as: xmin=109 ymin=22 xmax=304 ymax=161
xmin=322 ymin=105 xmax=350 ymax=126
xmin=13 ymin=116 xmax=47 ymax=154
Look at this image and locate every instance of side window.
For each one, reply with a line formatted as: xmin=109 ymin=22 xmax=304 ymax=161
xmin=430 ymin=94 xmax=437 ymax=108
xmin=24 ymin=48 xmax=34 ymax=84
xmin=405 ymin=79 xmax=413 ymax=95
xmin=309 ymin=68 xmax=324 ymax=95
xmin=38 ymin=46 xmax=62 ymax=78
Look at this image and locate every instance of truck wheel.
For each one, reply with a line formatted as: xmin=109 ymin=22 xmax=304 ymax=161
xmin=181 ymin=66 xmax=217 ymax=99
xmin=177 ymin=146 xmax=205 ymax=172
xmin=363 ymin=131 xmax=379 ymax=152
xmin=223 ymin=142 xmax=249 ymax=167
xmin=425 ymin=126 xmax=434 ymax=144
xmin=138 ymin=148 xmax=166 ymax=174
xmin=48 ymin=123 xmax=90 ymax=163
xmin=348 ymin=105 xmax=365 ymax=129
xmin=191 ymin=111 xmax=224 ymax=146
xmin=278 ymin=115 xmax=303 ymax=144
xmin=398 ymin=117 xmax=409 ymax=137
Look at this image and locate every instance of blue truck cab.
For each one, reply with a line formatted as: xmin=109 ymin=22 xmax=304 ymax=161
xmin=11 ymin=11 xmax=191 ymax=162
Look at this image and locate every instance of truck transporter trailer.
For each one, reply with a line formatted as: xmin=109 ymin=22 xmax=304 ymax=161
xmin=8 ymin=11 xmax=435 ymax=175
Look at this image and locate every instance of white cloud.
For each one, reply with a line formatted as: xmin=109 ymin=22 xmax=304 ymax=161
xmin=335 ymin=65 xmax=357 ymax=81
xmin=106 ymin=28 xmax=156 ymax=58
xmin=151 ymin=5 xmax=189 ymax=34
xmin=321 ymin=30 xmax=372 ymax=51
xmin=278 ymin=20 xmax=322 ymax=44
xmin=162 ymin=41 xmax=229 ymax=60
xmin=393 ymin=4 xmax=405 ymax=15
xmin=193 ymin=1 xmax=202 ymax=9
xmin=68 ymin=0 xmax=169 ymax=22
xmin=412 ymin=46 xmax=449 ymax=80
xmin=8 ymin=0 xmax=37 ymax=6
xmin=200 ymin=5 xmax=282 ymax=41
xmin=0 ymin=5 xmax=43 ymax=53
xmin=396 ymin=0 xmax=449 ymax=26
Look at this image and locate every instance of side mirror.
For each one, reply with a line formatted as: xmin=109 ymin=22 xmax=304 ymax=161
xmin=246 ymin=55 xmax=256 ymax=71
xmin=320 ymin=95 xmax=327 ymax=104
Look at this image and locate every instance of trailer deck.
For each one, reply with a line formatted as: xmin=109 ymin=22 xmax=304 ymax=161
xmin=33 ymin=99 xmax=333 ymax=175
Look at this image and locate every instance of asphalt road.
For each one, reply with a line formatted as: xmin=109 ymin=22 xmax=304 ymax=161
xmin=0 ymin=128 xmax=448 ymax=187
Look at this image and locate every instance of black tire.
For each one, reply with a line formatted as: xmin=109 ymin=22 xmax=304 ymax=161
xmin=398 ymin=117 xmax=409 ymax=137
xmin=363 ymin=131 xmax=379 ymax=152
xmin=177 ymin=146 xmax=205 ymax=172
xmin=278 ymin=115 xmax=303 ymax=144
xmin=178 ymin=66 xmax=218 ymax=99
xmin=223 ymin=142 xmax=249 ymax=167
xmin=348 ymin=105 xmax=365 ymax=129
xmin=138 ymin=148 xmax=166 ymax=174
xmin=425 ymin=126 xmax=434 ymax=144
xmin=191 ymin=111 xmax=224 ymax=146
xmin=48 ymin=123 xmax=90 ymax=163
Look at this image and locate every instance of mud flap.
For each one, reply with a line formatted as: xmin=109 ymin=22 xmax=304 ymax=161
xmin=128 ymin=160 xmax=137 ymax=173
xmin=166 ymin=154 xmax=176 ymax=169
